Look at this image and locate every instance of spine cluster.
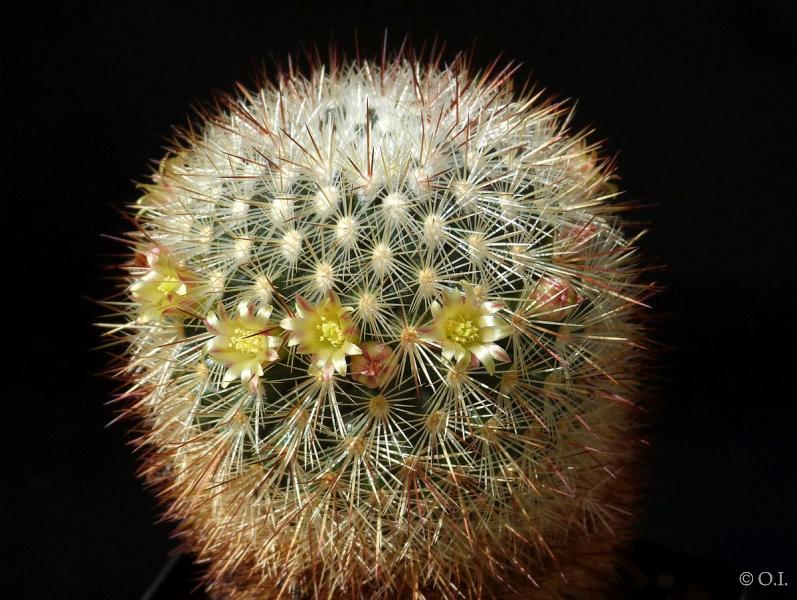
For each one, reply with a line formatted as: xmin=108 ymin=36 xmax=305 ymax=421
xmin=103 ymin=53 xmax=653 ymax=599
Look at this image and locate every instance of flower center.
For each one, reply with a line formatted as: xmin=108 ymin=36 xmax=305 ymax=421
xmin=156 ymin=275 xmax=181 ymax=296
xmin=317 ymin=317 xmax=345 ymax=348
xmin=230 ymin=328 xmax=264 ymax=355
xmin=445 ymin=314 xmax=481 ymax=345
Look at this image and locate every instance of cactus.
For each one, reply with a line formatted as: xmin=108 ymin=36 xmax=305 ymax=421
xmin=102 ymin=52 xmax=653 ymax=599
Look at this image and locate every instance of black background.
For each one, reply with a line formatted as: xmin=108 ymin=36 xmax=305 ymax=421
xmin=4 ymin=1 xmax=796 ymax=598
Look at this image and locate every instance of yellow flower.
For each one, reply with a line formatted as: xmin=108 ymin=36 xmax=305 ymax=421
xmin=419 ymin=285 xmax=511 ymax=375
xmin=280 ymin=292 xmax=361 ymax=375
xmin=130 ymin=247 xmax=200 ymax=322
xmin=206 ymin=302 xmax=282 ymax=389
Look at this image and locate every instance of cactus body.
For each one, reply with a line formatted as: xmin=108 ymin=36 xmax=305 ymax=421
xmin=105 ymin=55 xmax=652 ymax=599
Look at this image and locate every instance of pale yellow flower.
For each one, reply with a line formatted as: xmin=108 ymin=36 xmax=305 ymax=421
xmin=206 ymin=302 xmax=282 ymax=389
xmin=280 ymin=292 xmax=361 ymax=375
xmin=419 ymin=285 xmax=511 ymax=375
xmin=130 ymin=247 xmax=200 ymax=322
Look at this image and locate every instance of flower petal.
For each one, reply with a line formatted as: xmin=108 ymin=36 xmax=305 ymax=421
xmin=295 ymin=295 xmax=315 ymax=317
xmin=488 ymin=344 xmax=511 ymax=364
xmin=280 ymin=317 xmax=301 ymax=331
xmin=479 ymin=314 xmax=503 ymax=329
xmin=481 ymin=323 xmax=511 ymax=343
xmin=472 ymin=344 xmax=496 ymax=375
xmin=315 ymin=347 xmax=333 ymax=362
xmin=341 ymin=341 xmax=362 ymax=356
xmin=332 ymin=353 xmax=348 ymax=376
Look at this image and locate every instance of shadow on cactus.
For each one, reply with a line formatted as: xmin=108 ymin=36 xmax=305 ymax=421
xmin=100 ymin=48 xmax=656 ymax=599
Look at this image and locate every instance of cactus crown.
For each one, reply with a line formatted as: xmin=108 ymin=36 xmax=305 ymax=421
xmin=105 ymin=54 xmax=652 ymax=598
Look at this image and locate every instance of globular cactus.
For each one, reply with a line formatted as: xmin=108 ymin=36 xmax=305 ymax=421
xmin=102 ymin=51 xmax=653 ymax=599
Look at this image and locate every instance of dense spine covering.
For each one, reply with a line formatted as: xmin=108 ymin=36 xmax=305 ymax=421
xmin=102 ymin=52 xmax=654 ymax=599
